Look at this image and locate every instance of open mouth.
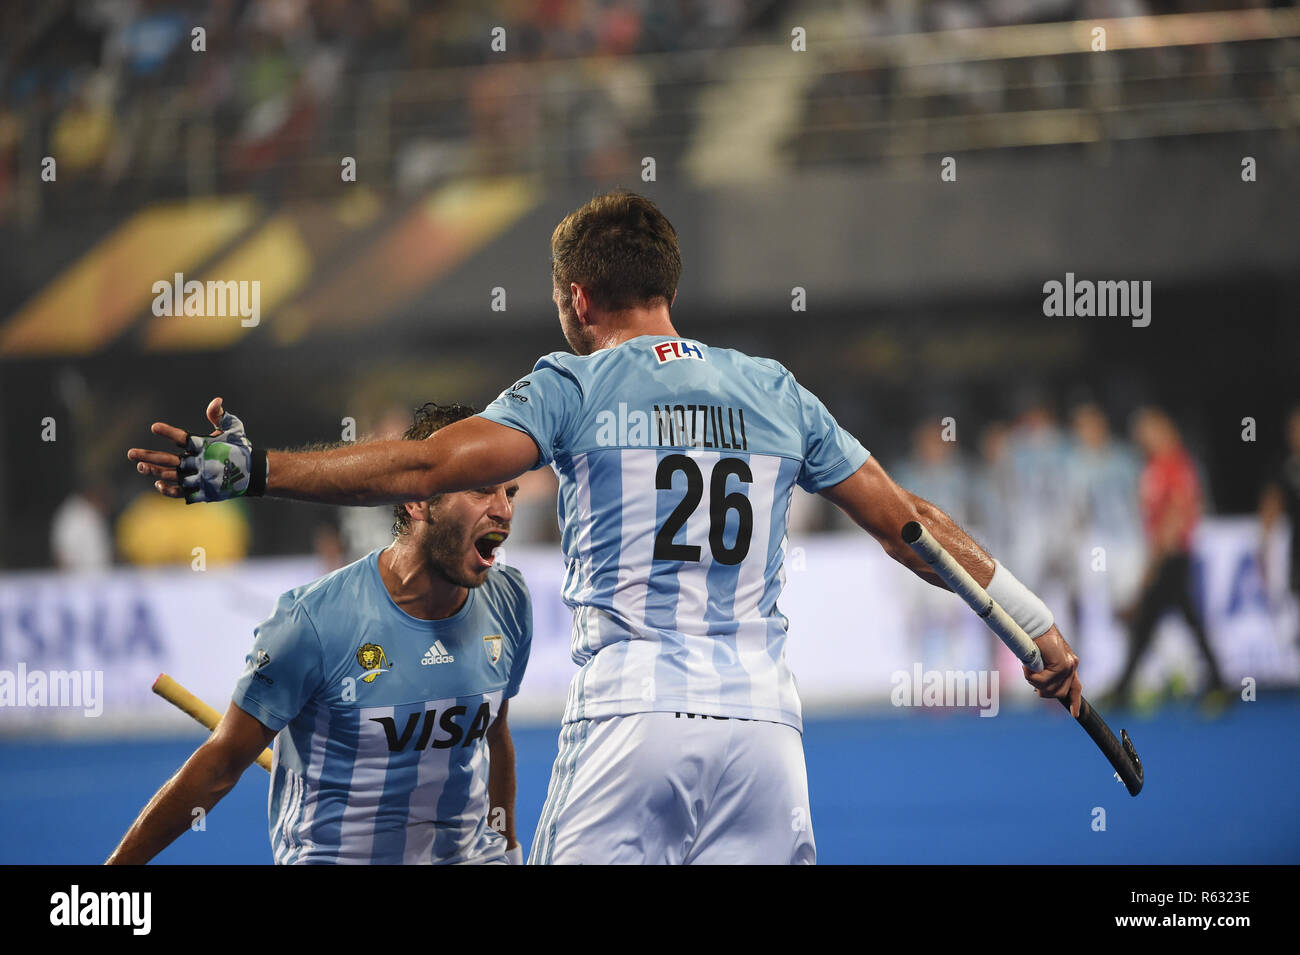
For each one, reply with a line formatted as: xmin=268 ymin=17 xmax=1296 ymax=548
xmin=473 ymin=531 xmax=507 ymax=567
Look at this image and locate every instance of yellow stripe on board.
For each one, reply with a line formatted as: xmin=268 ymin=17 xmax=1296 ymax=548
xmin=423 ymin=176 xmax=541 ymax=247
xmin=145 ymin=215 xmax=313 ymax=350
xmin=284 ymin=176 xmax=540 ymax=336
xmin=0 ymin=198 xmax=258 ymax=356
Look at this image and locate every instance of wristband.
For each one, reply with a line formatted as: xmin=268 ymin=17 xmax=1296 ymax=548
xmin=248 ymin=448 xmax=268 ymax=497
xmin=985 ymin=560 xmax=1054 ymax=639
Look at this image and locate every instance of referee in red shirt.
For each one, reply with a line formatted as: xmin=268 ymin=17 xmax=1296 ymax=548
xmin=1110 ymin=408 xmax=1226 ymax=709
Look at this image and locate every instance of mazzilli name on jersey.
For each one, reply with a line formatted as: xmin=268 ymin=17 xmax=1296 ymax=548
xmin=595 ymin=401 xmax=749 ymax=450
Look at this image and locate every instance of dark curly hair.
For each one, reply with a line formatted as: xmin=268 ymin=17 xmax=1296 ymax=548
xmin=391 ymin=401 xmax=478 ymax=536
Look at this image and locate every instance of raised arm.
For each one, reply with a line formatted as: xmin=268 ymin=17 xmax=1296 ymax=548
xmin=128 ymin=397 xmax=539 ymax=506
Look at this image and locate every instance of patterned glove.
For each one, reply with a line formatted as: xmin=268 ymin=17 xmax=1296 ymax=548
xmin=177 ymin=411 xmax=268 ymax=503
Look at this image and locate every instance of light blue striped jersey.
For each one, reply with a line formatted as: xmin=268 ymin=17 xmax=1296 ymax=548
xmin=230 ymin=550 xmax=531 ymax=864
xmin=1068 ymin=443 xmax=1142 ymax=539
xmin=479 ymin=335 xmax=869 ymax=731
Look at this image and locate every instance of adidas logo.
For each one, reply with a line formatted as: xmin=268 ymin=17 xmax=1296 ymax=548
xmin=220 ymin=458 xmax=245 ymax=492
xmin=421 ymin=640 xmax=455 ymax=666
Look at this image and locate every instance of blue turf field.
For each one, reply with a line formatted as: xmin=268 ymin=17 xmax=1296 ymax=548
xmin=2 ymin=698 xmax=1296 ymax=864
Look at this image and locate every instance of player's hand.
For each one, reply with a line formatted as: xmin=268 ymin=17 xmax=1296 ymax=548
xmin=1025 ymin=625 xmax=1082 ymax=717
xmin=127 ymin=397 xmax=267 ymax=503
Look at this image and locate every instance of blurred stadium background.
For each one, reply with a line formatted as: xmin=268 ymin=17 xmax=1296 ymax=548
xmin=1 ymin=0 xmax=1298 ymax=863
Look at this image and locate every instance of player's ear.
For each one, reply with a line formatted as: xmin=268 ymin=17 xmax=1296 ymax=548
xmin=405 ymin=500 xmax=430 ymax=524
xmin=571 ymin=283 xmax=589 ymax=322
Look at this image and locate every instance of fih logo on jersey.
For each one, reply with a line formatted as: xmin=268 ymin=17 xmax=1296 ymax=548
xmin=483 ymin=634 xmax=503 ymax=665
xmin=421 ymin=640 xmax=455 ymax=665
xmin=356 ymin=643 xmax=390 ymax=683
xmin=652 ymin=340 xmax=705 ymax=364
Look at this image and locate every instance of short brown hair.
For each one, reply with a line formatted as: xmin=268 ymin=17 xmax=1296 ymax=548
xmin=392 ymin=402 xmax=478 ymax=536
xmin=551 ymin=190 xmax=681 ymax=312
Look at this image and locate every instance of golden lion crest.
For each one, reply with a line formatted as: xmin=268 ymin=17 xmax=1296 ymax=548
xmin=356 ymin=643 xmax=390 ymax=683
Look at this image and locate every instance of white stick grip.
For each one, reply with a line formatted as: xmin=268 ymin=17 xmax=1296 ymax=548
xmin=901 ymin=521 xmax=1044 ymax=673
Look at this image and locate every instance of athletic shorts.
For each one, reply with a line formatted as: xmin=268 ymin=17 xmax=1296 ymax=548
xmin=459 ymin=827 xmax=510 ymax=865
xmin=528 ymin=711 xmax=816 ymax=865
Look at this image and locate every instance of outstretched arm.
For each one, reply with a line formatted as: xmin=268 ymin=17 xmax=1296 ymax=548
xmin=821 ymin=457 xmax=1081 ymax=715
xmin=263 ymin=416 xmax=536 ymax=505
xmin=129 ymin=398 xmax=539 ymax=506
xmin=820 ymin=457 xmax=993 ymax=589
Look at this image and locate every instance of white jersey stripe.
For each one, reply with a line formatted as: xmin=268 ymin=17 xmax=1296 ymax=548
xmin=731 ymin=454 xmax=781 ymax=714
xmin=574 ymin=453 xmax=598 ymax=607
xmin=292 ymin=704 xmax=330 ymax=856
xmin=612 ymin=451 xmax=657 ymax=705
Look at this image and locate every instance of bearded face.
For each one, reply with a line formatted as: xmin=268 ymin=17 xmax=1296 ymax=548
xmin=410 ymin=488 xmax=513 ymax=589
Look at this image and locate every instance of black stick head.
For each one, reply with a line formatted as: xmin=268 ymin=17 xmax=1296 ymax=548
xmin=1121 ymin=728 xmax=1144 ymax=796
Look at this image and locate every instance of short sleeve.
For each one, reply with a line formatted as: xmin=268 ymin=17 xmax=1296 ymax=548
xmin=793 ymin=377 xmax=871 ymax=493
xmin=505 ymin=582 xmax=532 ymax=700
xmin=231 ymin=593 xmax=326 ymax=732
xmin=478 ymin=356 xmax=584 ymax=470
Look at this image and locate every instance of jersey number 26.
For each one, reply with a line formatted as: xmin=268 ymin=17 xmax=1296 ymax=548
xmin=653 ymin=454 xmax=753 ymax=565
